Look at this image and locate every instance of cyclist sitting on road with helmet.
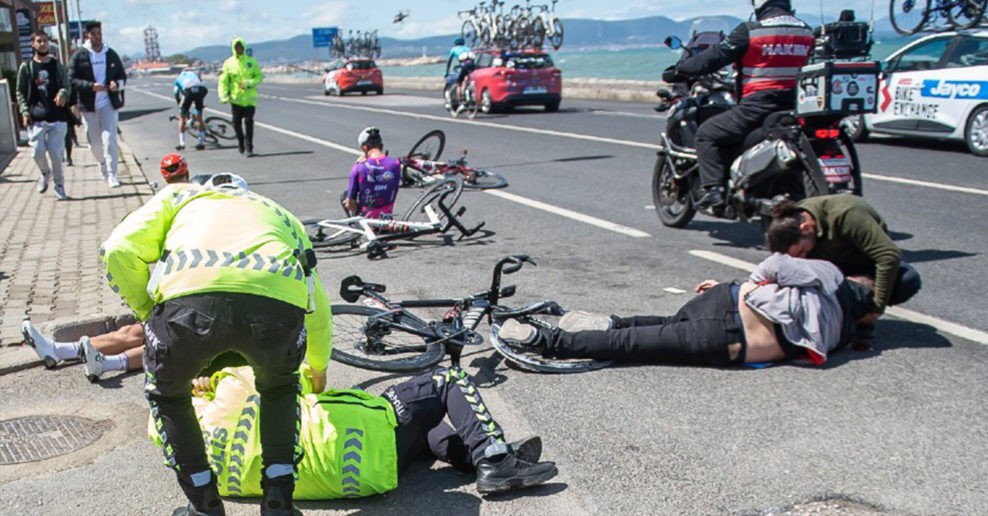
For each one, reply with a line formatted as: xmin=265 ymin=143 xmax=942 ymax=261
xmin=445 ymin=37 xmax=475 ymax=113
xmin=173 ymin=68 xmax=208 ymax=151
xmin=667 ymin=0 xmax=815 ymax=210
xmin=344 ymin=127 xmax=401 ymax=218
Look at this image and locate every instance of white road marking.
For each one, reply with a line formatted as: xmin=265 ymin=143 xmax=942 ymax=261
xmin=260 ymin=92 xmax=988 ymax=198
xmin=485 ymin=190 xmax=651 ymax=238
xmin=663 ymin=287 xmax=687 ymax=294
xmin=862 ymin=173 xmax=988 ymax=197
xmin=133 ymin=87 xmax=652 ymax=239
xmin=591 ymin=110 xmax=658 ymax=119
xmin=689 ymin=249 xmax=988 ymax=346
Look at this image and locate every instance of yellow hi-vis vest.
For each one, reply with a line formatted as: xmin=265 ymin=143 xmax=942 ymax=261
xmin=100 ymin=183 xmax=333 ymax=370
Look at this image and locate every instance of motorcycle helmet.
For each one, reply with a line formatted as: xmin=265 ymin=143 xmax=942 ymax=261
xmin=752 ymin=0 xmax=790 ymax=11
xmin=206 ymin=172 xmax=249 ymax=191
xmin=454 ymin=37 xmax=465 ymax=46
xmin=358 ymin=126 xmax=383 ymax=147
xmin=160 ymin=153 xmax=188 ymax=182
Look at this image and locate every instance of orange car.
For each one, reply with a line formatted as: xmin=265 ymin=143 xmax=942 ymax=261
xmin=323 ymin=58 xmax=384 ymax=96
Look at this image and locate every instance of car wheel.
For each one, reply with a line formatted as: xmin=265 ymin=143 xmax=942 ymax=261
xmin=544 ymin=101 xmax=560 ymax=113
xmin=361 ymin=91 xmax=368 ymax=96
xmin=480 ymin=89 xmax=495 ymax=113
xmin=841 ymin=115 xmax=868 ymax=142
xmin=376 ymin=88 xmax=384 ymax=95
xmin=964 ymin=105 xmax=988 ymax=157
xmin=323 ymin=87 xmax=330 ymax=96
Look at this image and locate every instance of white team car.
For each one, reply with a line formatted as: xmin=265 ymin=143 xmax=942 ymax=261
xmin=844 ymin=30 xmax=988 ymax=156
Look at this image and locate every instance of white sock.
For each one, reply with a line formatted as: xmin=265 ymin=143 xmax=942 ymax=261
xmin=179 ymin=133 xmax=186 ymax=146
xmin=103 ymin=352 xmax=129 ymax=372
xmin=53 ymin=340 xmax=81 ymax=361
xmin=198 ymin=131 xmax=205 ymax=144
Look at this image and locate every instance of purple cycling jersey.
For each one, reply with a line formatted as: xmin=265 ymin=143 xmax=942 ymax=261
xmin=347 ymin=155 xmax=402 ymax=218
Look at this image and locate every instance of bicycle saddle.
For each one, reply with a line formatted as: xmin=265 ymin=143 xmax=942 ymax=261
xmin=340 ymin=275 xmax=386 ymax=303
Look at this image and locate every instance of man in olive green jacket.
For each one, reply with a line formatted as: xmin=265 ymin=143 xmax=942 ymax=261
xmin=766 ymin=195 xmax=921 ymax=321
xmin=218 ymin=37 xmax=263 ymax=156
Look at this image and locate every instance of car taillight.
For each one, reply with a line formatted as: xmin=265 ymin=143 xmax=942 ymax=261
xmin=814 ymin=129 xmax=840 ymax=139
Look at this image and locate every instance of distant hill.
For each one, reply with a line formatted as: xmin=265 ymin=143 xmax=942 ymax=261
xmin=181 ymin=15 xmax=746 ymax=64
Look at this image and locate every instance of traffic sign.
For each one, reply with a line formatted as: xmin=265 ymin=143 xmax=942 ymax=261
xmin=312 ymin=27 xmax=338 ymax=48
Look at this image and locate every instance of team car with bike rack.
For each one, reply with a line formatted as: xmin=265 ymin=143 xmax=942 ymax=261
xmin=323 ymin=57 xmax=384 ymax=96
xmin=470 ymin=48 xmax=562 ymax=113
xmin=842 ymin=29 xmax=988 ymax=156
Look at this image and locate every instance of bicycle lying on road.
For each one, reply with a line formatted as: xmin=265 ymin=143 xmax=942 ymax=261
xmin=304 ymin=177 xmax=485 ymax=259
xmin=168 ymin=110 xmax=237 ymax=147
xmin=330 ymin=255 xmax=612 ymax=373
xmin=401 ymin=129 xmax=508 ymax=189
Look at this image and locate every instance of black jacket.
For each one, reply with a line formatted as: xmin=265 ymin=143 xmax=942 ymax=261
xmin=69 ymin=45 xmax=127 ymax=111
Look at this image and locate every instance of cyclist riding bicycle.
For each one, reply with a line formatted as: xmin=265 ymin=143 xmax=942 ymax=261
xmin=173 ymin=68 xmax=208 ymax=151
xmin=444 ymin=37 xmax=475 ymax=112
xmin=344 ymin=126 xmax=401 ymax=218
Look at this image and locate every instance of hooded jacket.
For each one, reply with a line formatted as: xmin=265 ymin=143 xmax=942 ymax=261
xmin=68 ymin=40 xmax=126 ymax=111
xmin=218 ymin=37 xmax=263 ymax=107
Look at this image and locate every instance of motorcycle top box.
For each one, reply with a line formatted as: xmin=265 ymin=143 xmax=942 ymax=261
xmin=796 ymin=61 xmax=880 ymax=117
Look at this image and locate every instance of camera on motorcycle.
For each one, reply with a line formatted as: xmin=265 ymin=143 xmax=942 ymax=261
xmin=664 ymin=36 xmax=683 ymax=50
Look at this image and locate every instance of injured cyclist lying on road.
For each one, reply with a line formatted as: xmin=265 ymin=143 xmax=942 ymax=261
xmin=498 ymin=253 xmax=876 ymax=367
xmin=148 ymin=364 xmax=557 ymax=499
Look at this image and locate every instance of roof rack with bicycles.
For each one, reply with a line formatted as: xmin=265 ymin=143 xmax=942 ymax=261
xmin=889 ymin=0 xmax=986 ymax=36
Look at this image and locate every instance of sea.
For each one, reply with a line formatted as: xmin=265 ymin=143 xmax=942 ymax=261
xmin=378 ymin=39 xmax=911 ymax=81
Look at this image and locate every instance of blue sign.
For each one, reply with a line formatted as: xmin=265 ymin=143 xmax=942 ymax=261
xmin=69 ymin=20 xmax=95 ymax=41
xmin=921 ymin=80 xmax=988 ymax=100
xmin=312 ymin=27 xmax=338 ymax=48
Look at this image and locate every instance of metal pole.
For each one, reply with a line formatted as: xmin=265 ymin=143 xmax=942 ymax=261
xmin=75 ymin=0 xmax=83 ymax=47
xmin=53 ymin=0 xmax=68 ymax=63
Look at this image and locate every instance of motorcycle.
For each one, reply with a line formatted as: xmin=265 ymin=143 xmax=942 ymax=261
xmin=651 ymin=22 xmax=866 ymax=230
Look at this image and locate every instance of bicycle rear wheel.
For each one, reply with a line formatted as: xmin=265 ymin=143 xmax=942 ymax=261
xmin=948 ymin=0 xmax=985 ymax=29
xmin=204 ymin=116 xmax=238 ymax=141
xmin=490 ymin=314 xmax=612 ymax=374
xmin=890 ymin=0 xmax=930 ymax=35
xmin=463 ymin=169 xmax=508 ymax=189
xmin=331 ymin=305 xmax=445 ymax=373
xmin=408 ymin=129 xmax=445 ymax=161
xmin=549 ymin=18 xmax=564 ymax=50
xmin=402 ymin=176 xmax=463 ymax=224
xmin=464 ymin=83 xmax=480 ymax=119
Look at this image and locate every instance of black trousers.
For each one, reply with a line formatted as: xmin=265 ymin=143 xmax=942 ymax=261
xmin=547 ymin=282 xmax=743 ymax=365
xmin=384 ymin=367 xmax=506 ymax=473
xmin=230 ymin=104 xmax=256 ymax=151
xmin=695 ymin=91 xmax=792 ymax=188
xmin=144 ymin=292 xmax=305 ymax=485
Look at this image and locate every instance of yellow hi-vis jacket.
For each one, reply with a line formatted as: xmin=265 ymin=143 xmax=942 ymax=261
xmin=100 ymin=183 xmax=333 ymax=370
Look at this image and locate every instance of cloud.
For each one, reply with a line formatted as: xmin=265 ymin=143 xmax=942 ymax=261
xmin=301 ymin=1 xmax=348 ymax=27
xmin=218 ymin=0 xmax=241 ymax=12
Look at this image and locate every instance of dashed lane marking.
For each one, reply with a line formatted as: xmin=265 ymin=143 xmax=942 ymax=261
xmin=689 ymin=249 xmax=988 ymax=346
xmin=861 ymin=173 xmax=988 ymax=197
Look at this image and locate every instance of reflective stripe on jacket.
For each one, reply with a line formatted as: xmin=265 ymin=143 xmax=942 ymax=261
xmin=739 ymin=16 xmax=815 ymax=97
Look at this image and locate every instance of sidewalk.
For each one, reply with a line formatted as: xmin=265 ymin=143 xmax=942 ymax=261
xmin=0 ymin=136 xmax=151 ymax=373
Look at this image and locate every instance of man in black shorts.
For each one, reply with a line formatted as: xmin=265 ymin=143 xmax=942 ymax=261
xmin=173 ymin=68 xmax=207 ymax=150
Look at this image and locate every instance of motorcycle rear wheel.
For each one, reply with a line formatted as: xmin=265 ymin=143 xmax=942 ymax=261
xmin=652 ymin=156 xmax=695 ymax=228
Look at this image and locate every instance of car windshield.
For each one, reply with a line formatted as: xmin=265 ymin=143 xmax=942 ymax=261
xmin=349 ymin=60 xmax=376 ymax=70
xmin=506 ymin=54 xmax=554 ymax=69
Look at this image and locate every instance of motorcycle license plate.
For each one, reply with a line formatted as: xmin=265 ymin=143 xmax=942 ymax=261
xmin=819 ymin=157 xmax=852 ymax=183
xmin=523 ymin=86 xmax=547 ymax=94
xmin=357 ymin=80 xmax=372 ymax=85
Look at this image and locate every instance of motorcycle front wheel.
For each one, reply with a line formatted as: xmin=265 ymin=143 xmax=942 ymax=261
xmin=652 ymin=155 xmax=695 ymax=228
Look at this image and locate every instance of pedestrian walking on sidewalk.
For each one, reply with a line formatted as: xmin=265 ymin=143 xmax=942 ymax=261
xmin=218 ymin=37 xmax=263 ymax=157
xmin=63 ymin=89 xmax=82 ymax=166
xmin=16 ymin=31 xmax=70 ymax=200
xmin=69 ymin=21 xmax=127 ymax=188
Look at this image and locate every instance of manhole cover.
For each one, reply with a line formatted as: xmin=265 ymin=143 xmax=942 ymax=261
xmin=0 ymin=415 xmax=114 ymax=465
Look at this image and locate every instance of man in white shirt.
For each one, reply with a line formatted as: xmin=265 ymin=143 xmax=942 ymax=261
xmin=68 ymin=21 xmax=127 ymax=188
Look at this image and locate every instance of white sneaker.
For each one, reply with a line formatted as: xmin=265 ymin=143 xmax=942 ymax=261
xmin=81 ymin=336 xmax=106 ymax=383
xmin=558 ymin=311 xmax=613 ymax=332
xmin=37 ymin=175 xmax=48 ymax=193
xmin=107 ymin=174 xmax=121 ymax=188
xmin=54 ymin=185 xmax=67 ymax=200
xmin=21 ymin=320 xmax=57 ymax=368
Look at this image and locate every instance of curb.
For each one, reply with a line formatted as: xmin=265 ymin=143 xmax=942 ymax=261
xmin=0 ymin=313 xmax=135 ymax=376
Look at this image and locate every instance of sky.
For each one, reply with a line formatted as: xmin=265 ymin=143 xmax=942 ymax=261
xmin=78 ymin=0 xmax=884 ymax=56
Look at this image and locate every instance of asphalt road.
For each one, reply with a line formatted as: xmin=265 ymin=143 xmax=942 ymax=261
xmin=2 ymin=78 xmax=986 ymax=515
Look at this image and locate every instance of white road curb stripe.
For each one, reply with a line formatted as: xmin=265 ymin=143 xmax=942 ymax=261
xmin=485 ymin=190 xmax=652 ymax=238
xmin=862 ymin=173 xmax=988 ymax=197
xmin=689 ymin=249 xmax=988 ymax=346
xmin=134 ymin=87 xmax=650 ymax=239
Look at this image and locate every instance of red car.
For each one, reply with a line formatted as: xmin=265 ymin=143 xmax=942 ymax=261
xmin=323 ymin=58 xmax=383 ymax=96
xmin=470 ymin=50 xmax=562 ymax=113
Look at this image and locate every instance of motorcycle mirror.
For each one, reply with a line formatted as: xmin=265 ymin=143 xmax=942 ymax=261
xmin=664 ymin=36 xmax=683 ymax=50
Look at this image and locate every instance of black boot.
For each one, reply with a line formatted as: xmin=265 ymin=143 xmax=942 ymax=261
xmin=695 ymin=185 xmax=726 ymax=209
xmin=261 ymin=475 xmax=301 ymax=516
xmin=174 ymin=476 xmax=225 ymax=516
xmin=475 ymin=451 xmax=558 ymax=494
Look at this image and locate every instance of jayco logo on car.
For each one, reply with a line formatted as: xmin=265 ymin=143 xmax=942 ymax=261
xmin=921 ymin=80 xmax=988 ymax=100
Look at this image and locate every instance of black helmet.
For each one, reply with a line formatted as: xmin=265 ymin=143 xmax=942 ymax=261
xmin=454 ymin=37 xmax=465 ymax=46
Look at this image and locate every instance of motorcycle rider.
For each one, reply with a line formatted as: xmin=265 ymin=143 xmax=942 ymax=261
xmin=670 ymin=0 xmax=815 ymax=210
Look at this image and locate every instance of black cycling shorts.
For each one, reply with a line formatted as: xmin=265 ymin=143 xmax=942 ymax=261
xmin=180 ymin=86 xmax=207 ymax=117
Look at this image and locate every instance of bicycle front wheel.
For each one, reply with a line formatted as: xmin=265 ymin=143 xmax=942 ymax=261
xmin=549 ymin=18 xmax=564 ymax=49
xmin=204 ymin=116 xmax=238 ymax=141
xmin=490 ymin=316 xmax=612 ymax=374
xmin=890 ymin=0 xmax=930 ymax=35
xmin=331 ymin=305 xmax=445 ymax=373
xmin=463 ymin=169 xmax=508 ymax=189
xmin=948 ymin=0 xmax=985 ymax=29
xmin=402 ymin=176 xmax=463 ymax=224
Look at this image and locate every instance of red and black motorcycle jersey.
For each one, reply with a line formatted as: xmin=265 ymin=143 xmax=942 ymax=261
xmin=676 ymin=6 xmax=815 ymax=99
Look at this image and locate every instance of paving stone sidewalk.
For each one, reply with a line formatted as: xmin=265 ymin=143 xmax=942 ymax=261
xmin=0 ymin=137 xmax=151 ymax=373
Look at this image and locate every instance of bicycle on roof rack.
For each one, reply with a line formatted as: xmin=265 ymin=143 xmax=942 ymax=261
xmin=890 ymin=0 xmax=986 ymax=35
xmin=331 ymin=255 xmax=612 ymax=373
xmin=400 ymin=129 xmax=508 ymax=189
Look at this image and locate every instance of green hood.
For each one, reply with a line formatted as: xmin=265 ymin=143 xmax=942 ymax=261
xmin=231 ymin=37 xmax=247 ymax=56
